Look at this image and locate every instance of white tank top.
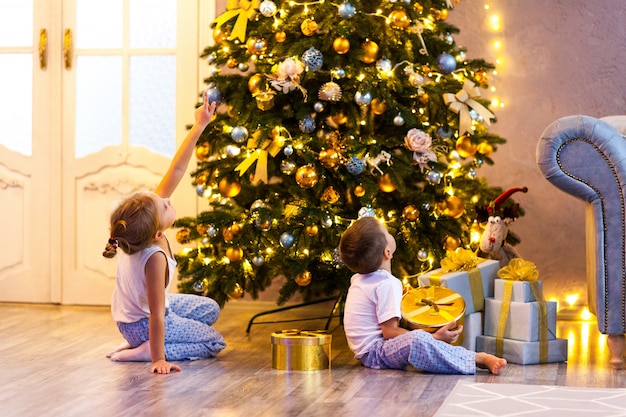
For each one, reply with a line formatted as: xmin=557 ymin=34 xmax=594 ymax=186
xmin=110 ymin=237 xmax=176 ymax=323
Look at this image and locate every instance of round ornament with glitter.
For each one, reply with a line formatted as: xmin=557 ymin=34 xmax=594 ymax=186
xmin=318 ymin=81 xmax=342 ymax=102
xmin=388 ymin=9 xmax=410 ymax=28
xmin=376 ymin=58 xmax=393 ymax=73
xmin=346 ymin=156 xmax=365 ymax=175
xmin=281 ymin=160 xmax=297 ymax=175
xmin=302 ymin=47 xmax=323 ymax=71
xmin=259 ymin=0 xmax=277 ymax=16
xmin=358 ymin=206 xmax=376 ymax=218
xmin=338 ymin=1 xmax=356 ymax=18
xmin=280 ymin=232 xmax=295 ymax=248
xmin=301 ymin=19 xmax=318 ymax=36
xmin=319 ymin=148 xmax=340 ymax=168
xmin=205 ymin=85 xmax=222 ymax=104
xmin=231 ymin=126 xmax=249 ymax=143
xmin=322 ymin=186 xmax=340 ymax=204
xmin=299 ymin=115 xmax=316 ymax=133
xmin=402 ymin=205 xmax=419 ymax=221
xmin=437 ymin=53 xmax=456 ymax=74
xmin=295 ymin=165 xmax=319 ymax=188
xmin=176 ymin=228 xmax=191 ymax=244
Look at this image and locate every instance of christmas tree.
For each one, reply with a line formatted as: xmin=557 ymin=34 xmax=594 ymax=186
xmin=174 ymin=0 xmax=517 ymax=306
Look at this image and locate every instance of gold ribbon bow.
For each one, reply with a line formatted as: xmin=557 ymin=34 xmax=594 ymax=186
xmin=214 ymin=0 xmax=260 ymax=42
xmin=443 ymin=80 xmax=495 ymax=134
xmin=431 ymin=248 xmax=484 ymax=312
xmin=235 ymin=130 xmax=283 ymax=184
xmin=495 ymin=258 xmax=548 ymax=362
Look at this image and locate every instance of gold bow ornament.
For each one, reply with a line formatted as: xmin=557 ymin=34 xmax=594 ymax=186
xmin=214 ymin=0 xmax=260 ymax=43
xmin=443 ymin=80 xmax=495 ymax=134
xmin=429 ymin=248 xmax=485 ymax=312
xmin=235 ymin=129 xmax=283 ymax=184
xmin=495 ymin=258 xmax=549 ymax=362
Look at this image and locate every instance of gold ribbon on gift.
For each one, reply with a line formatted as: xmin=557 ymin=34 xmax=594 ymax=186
xmin=430 ymin=248 xmax=484 ymax=312
xmin=214 ymin=0 xmax=260 ymax=42
xmin=234 ymin=130 xmax=283 ymax=184
xmin=495 ymin=258 xmax=548 ymax=362
xmin=443 ymin=80 xmax=495 ymax=134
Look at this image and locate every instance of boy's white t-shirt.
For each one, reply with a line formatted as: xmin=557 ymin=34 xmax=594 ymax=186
xmin=343 ymin=269 xmax=403 ymax=358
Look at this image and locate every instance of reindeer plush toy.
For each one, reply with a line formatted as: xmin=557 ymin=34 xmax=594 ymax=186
xmin=475 ymin=187 xmax=528 ymax=267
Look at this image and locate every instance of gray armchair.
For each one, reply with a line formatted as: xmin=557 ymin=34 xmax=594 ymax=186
xmin=537 ymin=115 xmax=626 ymax=368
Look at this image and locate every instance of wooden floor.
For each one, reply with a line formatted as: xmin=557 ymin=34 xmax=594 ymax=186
xmin=1 ymin=300 xmax=625 ymax=417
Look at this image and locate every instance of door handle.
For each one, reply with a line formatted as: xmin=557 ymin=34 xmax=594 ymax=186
xmin=63 ymin=28 xmax=72 ymax=70
xmin=38 ymin=29 xmax=47 ymax=70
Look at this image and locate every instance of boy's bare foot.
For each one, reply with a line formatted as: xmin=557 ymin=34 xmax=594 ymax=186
xmin=106 ymin=341 xmax=132 ymax=358
xmin=475 ymin=352 xmax=507 ymax=375
xmin=110 ymin=340 xmax=151 ymax=362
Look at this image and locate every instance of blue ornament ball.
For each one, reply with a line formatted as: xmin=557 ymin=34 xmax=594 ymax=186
xmin=332 ymin=67 xmax=346 ymax=78
xmin=358 ymin=206 xmax=376 ymax=218
xmin=299 ymin=115 xmax=316 ymax=133
xmin=436 ymin=126 xmax=453 ymax=139
xmin=301 ymin=47 xmax=324 ymax=71
xmin=205 ymin=85 xmax=222 ymax=103
xmin=437 ymin=53 xmax=457 ymax=74
xmin=193 ymin=279 xmax=207 ymax=292
xmin=346 ymin=156 xmax=365 ymax=175
xmin=426 ymin=169 xmax=442 ymax=184
xmin=207 ymin=226 xmax=217 ymax=237
xmin=280 ymin=232 xmax=295 ymax=248
xmin=195 ymin=184 xmax=206 ymax=196
xmin=338 ymin=2 xmax=356 ymax=19
xmin=284 ymin=144 xmax=294 ymax=156
xmin=231 ymin=126 xmax=249 ymax=143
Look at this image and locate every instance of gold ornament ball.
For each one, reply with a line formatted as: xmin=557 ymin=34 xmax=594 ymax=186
xmin=414 ymin=3 xmax=424 ymax=13
xmin=330 ymin=111 xmax=348 ymax=125
xmin=418 ymin=92 xmax=429 ymax=103
xmin=477 ymin=142 xmax=494 ymax=157
xmin=354 ymin=184 xmax=366 ymax=197
xmin=402 ymin=205 xmax=419 ymax=221
xmin=222 ymin=228 xmax=233 ymax=242
xmin=443 ymin=235 xmax=461 ymax=251
xmin=295 ymin=165 xmax=319 ymax=189
xmin=360 ymin=40 xmax=380 ymax=64
xmin=275 ymin=31 xmax=286 ymax=42
xmin=319 ymin=148 xmax=340 ymax=168
xmin=212 ymin=27 xmax=228 ymax=44
xmin=389 ymin=9 xmax=410 ymax=28
xmin=456 ymin=135 xmax=477 ymax=159
xmin=443 ymin=195 xmax=465 ymax=218
xmin=196 ymin=171 xmax=209 ymax=186
xmin=229 ymin=223 xmax=243 ymax=236
xmin=322 ymin=186 xmax=340 ymax=204
xmin=195 ymin=142 xmax=210 ymax=161
xmin=226 ymin=247 xmax=244 ymax=262
xmin=295 ymin=270 xmax=312 ymax=286
xmin=248 ymin=73 xmax=264 ymax=94
xmin=219 ymin=176 xmax=242 ymax=198
xmin=436 ymin=8 xmax=449 ymax=20
xmin=196 ymin=223 xmax=208 ymax=236
xmin=228 ymin=283 xmax=244 ymax=299
xmin=333 ymin=36 xmax=350 ymax=54
xmin=371 ymin=98 xmax=387 ymax=115
xmin=176 ymin=228 xmax=191 ymax=244
xmin=378 ymin=173 xmax=396 ymax=192
xmin=246 ymin=37 xmax=258 ymax=54
xmin=301 ymin=19 xmax=318 ymax=36
xmin=305 ymin=224 xmax=319 ymax=236
xmin=226 ymin=57 xmax=237 ymax=68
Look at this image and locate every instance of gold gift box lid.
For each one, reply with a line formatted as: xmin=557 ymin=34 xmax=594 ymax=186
xmin=271 ymin=329 xmax=332 ymax=346
xmin=401 ymin=286 xmax=465 ymax=332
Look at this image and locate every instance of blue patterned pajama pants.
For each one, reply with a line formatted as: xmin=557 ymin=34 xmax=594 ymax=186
xmin=116 ymin=293 xmax=226 ymax=361
xmin=360 ymin=330 xmax=476 ymax=374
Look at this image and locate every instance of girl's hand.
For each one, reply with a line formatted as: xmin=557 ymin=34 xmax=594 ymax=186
xmin=195 ymin=90 xmax=217 ymax=128
xmin=432 ymin=321 xmax=463 ymax=344
xmin=150 ymin=359 xmax=182 ymax=374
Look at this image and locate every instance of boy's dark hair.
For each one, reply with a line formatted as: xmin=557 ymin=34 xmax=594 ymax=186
xmin=339 ymin=216 xmax=387 ymax=274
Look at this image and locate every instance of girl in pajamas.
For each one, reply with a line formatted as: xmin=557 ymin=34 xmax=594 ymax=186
xmin=338 ymin=216 xmax=507 ymax=375
xmin=102 ymin=91 xmax=225 ymax=374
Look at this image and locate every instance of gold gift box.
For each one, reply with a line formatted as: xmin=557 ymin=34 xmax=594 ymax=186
xmin=271 ymin=330 xmax=332 ymax=371
xmin=401 ymin=286 xmax=466 ymax=333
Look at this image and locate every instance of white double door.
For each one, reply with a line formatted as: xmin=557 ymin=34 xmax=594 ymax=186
xmin=0 ymin=0 xmax=214 ymax=305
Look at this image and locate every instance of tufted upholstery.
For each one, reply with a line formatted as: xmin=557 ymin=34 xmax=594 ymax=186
xmin=537 ymin=115 xmax=626 ymax=367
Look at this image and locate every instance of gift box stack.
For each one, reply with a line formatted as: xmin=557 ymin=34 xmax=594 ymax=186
xmin=476 ymin=258 xmax=568 ymax=365
xmin=417 ymin=248 xmax=498 ymax=351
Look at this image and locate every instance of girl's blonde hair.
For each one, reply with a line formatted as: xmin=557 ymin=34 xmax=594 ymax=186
xmin=339 ymin=216 xmax=387 ymax=274
xmin=102 ymin=192 xmax=160 ymax=258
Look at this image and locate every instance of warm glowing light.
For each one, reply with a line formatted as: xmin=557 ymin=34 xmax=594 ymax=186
xmin=484 ymin=4 xmax=491 ymax=10
xmin=179 ymin=248 xmax=193 ymax=255
xmin=488 ymin=14 xmax=501 ymax=31
xmin=580 ymin=307 xmax=593 ymax=321
xmin=357 ymin=73 xmax=365 ymax=82
xmin=490 ymin=98 xmax=500 ymax=107
xmin=565 ymin=294 xmax=579 ymax=307
xmin=492 ymin=39 xmax=502 ymax=50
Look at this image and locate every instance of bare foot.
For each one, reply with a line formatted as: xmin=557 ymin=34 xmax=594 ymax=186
xmin=475 ymin=352 xmax=507 ymax=375
xmin=106 ymin=341 xmax=132 ymax=358
xmin=110 ymin=341 xmax=151 ymax=362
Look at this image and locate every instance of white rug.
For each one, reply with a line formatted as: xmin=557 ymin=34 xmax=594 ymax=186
xmin=434 ymin=380 xmax=626 ymax=417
